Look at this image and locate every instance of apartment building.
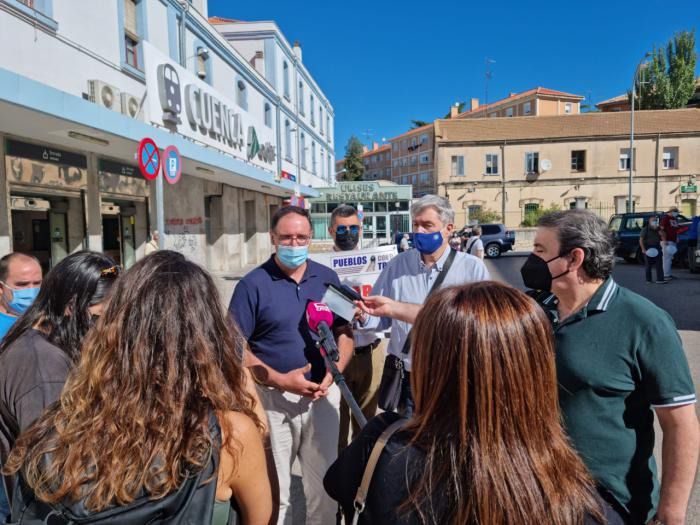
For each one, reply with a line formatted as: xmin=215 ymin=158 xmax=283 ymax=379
xmin=458 ymin=87 xmax=584 ymax=119
xmin=434 ymin=109 xmax=700 ymax=227
xmin=389 ymin=124 xmax=435 ymax=197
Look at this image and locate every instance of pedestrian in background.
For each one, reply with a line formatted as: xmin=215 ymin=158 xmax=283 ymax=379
xmin=0 ymin=251 xmax=119 ymax=509
xmin=660 ymin=206 xmax=680 ymax=281
xmin=399 ymin=233 xmax=410 ymax=252
xmin=145 ymin=229 xmax=160 ymax=255
xmin=639 ymin=216 xmax=665 ymax=283
xmin=4 ymin=251 xmax=272 ymax=524
xmin=464 ymin=225 xmax=485 ymax=259
xmin=326 ymin=282 xmax=620 ymax=525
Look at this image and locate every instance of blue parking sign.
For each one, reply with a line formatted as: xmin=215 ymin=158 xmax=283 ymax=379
xmin=162 ymin=145 xmax=182 ymax=184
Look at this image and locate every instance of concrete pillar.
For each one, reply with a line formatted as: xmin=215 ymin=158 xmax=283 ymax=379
xmin=85 ymin=154 xmax=103 ymax=251
xmin=0 ymin=134 xmax=12 ymax=255
xmin=222 ymin=185 xmax=242 ymax=271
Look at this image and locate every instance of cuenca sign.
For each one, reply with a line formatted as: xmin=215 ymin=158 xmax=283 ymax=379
xmin=143 ymin=42 xmax=276 ymax=169
xmin=324 ymin=182 xmax=399 ymax=203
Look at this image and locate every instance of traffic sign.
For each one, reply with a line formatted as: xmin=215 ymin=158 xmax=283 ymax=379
xmin=162 ymin=145 xmax=182 ymax=185
xmin=137 ymin=138 xmax=160 ymax=180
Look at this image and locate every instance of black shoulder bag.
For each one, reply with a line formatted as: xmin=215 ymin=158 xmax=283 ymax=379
xmin=377 ymin=249 xmax=457 ymax=411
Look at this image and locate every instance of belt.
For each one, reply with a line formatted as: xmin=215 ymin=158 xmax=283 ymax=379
xmin=355 ymin=338 xmax=381 ymax=355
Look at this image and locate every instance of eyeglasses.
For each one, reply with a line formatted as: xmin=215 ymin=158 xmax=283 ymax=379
xmin=335 ymin=225 xmax=360 ymax=235
xmin=100 ymin=265 xmax=121 ymax=277
xmin=275 ymin=235 xmax=311 ymax=246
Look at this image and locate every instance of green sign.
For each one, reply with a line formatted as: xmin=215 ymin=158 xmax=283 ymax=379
xmin=681 ymin=185 xmax=697 ymax=193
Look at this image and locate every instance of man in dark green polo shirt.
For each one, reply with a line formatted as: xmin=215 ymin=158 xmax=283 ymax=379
xmin=521 ymin=210 xmax=699 ymax=525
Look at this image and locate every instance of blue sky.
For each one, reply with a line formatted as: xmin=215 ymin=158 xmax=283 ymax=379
xmin=208 ymin=0 xmax=698 ymax=161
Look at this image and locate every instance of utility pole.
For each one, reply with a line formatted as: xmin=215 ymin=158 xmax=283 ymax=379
xmin=484 ymin=57 xmax=496 ymax=109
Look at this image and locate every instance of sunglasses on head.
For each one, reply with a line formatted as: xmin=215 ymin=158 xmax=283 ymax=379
xmin=100 ymin=265 xmax=121 ymax=277
xmin=336 ymin=225 xmax=360 ymax=235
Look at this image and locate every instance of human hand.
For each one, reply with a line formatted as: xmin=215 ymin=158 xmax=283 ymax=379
xmin=276 ymin=364 xmax=320 ymax=397
xmin=357 ymin=295 xmax=397 ymax=318
xmin=313 ymin=370 xmax=333 ymax=400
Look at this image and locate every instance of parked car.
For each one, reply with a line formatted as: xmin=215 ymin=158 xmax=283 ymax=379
xmin=687 ymin=216 xmax=700 ymax=273
xmin=460 ymin=224 xmax=515 ymax=258
xmin=608 ymin=212 xmax=691 ymax=265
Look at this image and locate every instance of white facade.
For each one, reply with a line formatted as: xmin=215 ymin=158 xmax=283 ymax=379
xmin=0 ymin=0 xmax=333 ymax=273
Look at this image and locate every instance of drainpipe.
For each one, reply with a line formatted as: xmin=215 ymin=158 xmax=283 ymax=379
xmin=178 ymin=1 xmax=188 ymax=67
xmin=653 ymin=133 xmax=660 ymax=211
xmin=500 ymin=141 xmax=507 ymax=224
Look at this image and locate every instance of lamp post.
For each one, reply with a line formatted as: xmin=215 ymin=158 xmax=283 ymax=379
xmin=628 ymin=53 xmax=650 ymax=212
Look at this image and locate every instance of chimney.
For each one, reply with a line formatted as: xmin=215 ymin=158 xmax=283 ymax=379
xmin=470 ymin=98 xmax=479 ymax=111
xmin=293 ymin=40 xmax=302 ymax=63
xmin=450 ymin=104 xmax=459 ymax=118
xmin=509 ymin=92 xmax=516 ymax=97
xmin=372 ymin=141 xmax=379 ymax=151
xmin=362 ymin=145 xmax=368 ymax=154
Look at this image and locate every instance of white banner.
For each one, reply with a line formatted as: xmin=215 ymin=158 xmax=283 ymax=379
xmin=142 ymin=42 xmax=276 ymax=171
xmin=309 ymin=244 xmax=398 ymax=296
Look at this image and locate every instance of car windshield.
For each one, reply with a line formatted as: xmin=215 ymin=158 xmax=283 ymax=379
xmin=609 ymin=216 xmax=622 ymax=232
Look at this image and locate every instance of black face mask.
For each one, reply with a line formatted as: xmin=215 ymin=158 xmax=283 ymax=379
xmin=520 ymin=253 xmax=569 ymax=292
xmin=335 ymin=231 xmax=359 ymax=251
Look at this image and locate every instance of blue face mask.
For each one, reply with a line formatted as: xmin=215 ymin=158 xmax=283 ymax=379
xmin=6 ymin=286 xmax=39 ymax=315
xmin=277 ymin=245 xmax=309 ymax=269
xmin=413 ymin=231 xmax=444 ymax=254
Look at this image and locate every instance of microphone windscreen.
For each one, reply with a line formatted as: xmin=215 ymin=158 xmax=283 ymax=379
xmin=306 ymin=302 xmax=334 ymax=333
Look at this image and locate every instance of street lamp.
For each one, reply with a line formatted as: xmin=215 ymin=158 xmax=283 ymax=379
xmin=628 ymin=52 xmax=651 ymax=212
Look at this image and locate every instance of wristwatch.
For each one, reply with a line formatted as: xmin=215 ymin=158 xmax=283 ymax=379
xmin=648 ymin=516 xmax=665 ymax=525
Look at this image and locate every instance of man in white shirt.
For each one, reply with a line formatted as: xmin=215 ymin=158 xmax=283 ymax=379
xmin=465 ymin=225 xmax=485 ymax=259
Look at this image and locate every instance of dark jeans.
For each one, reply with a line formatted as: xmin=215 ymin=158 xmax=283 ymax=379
xmin=399 ymin=370 xmax=414 ymax=418
xmin=645 ymin=248 xmax=664 ymax=282
xmin=0 ymin=481 xmax=9 ymax=523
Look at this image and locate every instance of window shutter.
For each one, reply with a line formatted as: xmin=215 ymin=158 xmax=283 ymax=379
xmin=124 ymin=0 xmax=138 ymax=38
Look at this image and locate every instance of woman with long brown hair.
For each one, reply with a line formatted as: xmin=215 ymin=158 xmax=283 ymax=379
xmin=325 ymin=281 xmax=622 ymax=524
xmin=5 ymin=251 xmax=273 ymax=524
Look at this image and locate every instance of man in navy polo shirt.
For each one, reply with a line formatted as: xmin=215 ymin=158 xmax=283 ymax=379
xmin=229 ymin=206 xmax=353 ymax=525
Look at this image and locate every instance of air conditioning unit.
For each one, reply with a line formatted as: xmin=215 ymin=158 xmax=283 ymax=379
xmin=120 ymin=92 xmax=140 ymax=119
xmin=88 ymin=80 xmax=121 ymax=111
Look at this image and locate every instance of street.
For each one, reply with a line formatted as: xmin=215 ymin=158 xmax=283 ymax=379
xmin=288 ymin=253 xmax=700 ymax=524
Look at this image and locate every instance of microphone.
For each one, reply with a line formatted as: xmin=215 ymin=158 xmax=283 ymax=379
xmin=306 ymin=302 xmax=339 ymax=361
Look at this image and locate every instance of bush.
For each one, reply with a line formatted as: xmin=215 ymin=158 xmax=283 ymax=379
xmin=469 ymin=208 xmax=502 ymax=224
xmin=520 ymin=203 xmax=561 ymax=227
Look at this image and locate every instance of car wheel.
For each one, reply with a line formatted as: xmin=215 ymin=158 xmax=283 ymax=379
xmin=485 ymin=243 xmax=501 ymax=258
xmin=623 ymin=255 xmax=638 ymax=264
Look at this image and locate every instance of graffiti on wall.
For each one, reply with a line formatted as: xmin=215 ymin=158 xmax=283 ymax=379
xmin=165 ymin=216 xmax=204 ymax=259
xmin=7 ymin=157 xmax=87 ymax=188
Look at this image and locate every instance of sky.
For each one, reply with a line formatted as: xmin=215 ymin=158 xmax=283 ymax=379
xmin=208 ymin=0 xmax=698 ymax=161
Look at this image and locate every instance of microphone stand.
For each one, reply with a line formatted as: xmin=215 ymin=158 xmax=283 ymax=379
xmin=315 ymin=331 xmax=367 ymax=429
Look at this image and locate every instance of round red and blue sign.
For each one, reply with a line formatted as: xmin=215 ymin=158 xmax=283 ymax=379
xmin=137 ymin=138 xmax=160 ymax=180
xmin=162 ymin=145 xmax=182 ymax=185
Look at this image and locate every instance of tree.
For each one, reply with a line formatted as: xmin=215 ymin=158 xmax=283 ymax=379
xmin=633 ymin=29 xmax=697 ymax=110
xmin=410 ymin=120 xmax=430 ymax=129
xmin=520 ymin=203 xmax=561 ymax=227
xmin=343 ymin=136 xmax=365 ymax=181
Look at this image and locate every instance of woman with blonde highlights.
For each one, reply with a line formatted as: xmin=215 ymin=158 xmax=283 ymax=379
xmin=326 ymin=281 xmax=622 ymax=525
xmin=5 ymin=251 xmax=273 ymax=525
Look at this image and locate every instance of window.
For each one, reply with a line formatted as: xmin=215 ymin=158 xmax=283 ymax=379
xmin=411 ymin=137 xmax=417 ymax=147
xmin=564 ymin=103 xmax=573 ymax=114
xmin=320 ymin=150 xmax=325 ymax=178
xmin=570 ymin=197 xmax=588 ymax=209
xmin=310 ymin=95 xmax=315 ymax=125
xmin=298 ymin=82 xmax=305 ymax=114
xmin=312 ymin=142 xmax=317 ymax=174
xmin=410 ymin=156 xmax=417 ymax=166
xmin=420 ymin=133 xmax=429 ymax=144
xmin=481 ymin=225 xmax=500 ymax=235
xmin=525 ymin=152 xmax=539 ymax=174
xmin=420 ymin=154 xmax=430 ymax=164
xmin=571 ymin=150 xmax=586 ymax=172
xmin=326 ymin=115 xmax=330 ymax=141
xmin=264 ymin=103 xmax=271 ymax=127
xmin=393 ymin=159 xmax=399 ymax=168
xmin=489 ymin=112 xmax=497 ymax=118
xmin=124 ymin=0 xmax=141 ymax=70
xmin=451 ymin=156 xmax=465 ymax=176
xmin=506 ymin=107 xmax=514 ymax=117
xmin=402 ymin=139 xmax=407 ymax=149
xmin=468 ymin=205 xmax=482 ymax=218
xmin=524 ymin=203 xmax=540 ymax=214
xmin=412 ymin=174 xmax=417 ymax=184
xmin=284 ymin=120 xmax=292 ymax=161
xmin=236 ymin=80 xmax=248 ymax=110
xmin=523 ymin=101 xmax=532 ymax=115
xmin=283 ymin=61 xmax=290 ymax=99
xmin=300 ymin=133 xmax=306 ymax=169
xmin=485 ymin=153 xmax=499 ymax=175
xmin=420 ymin=172 xmax=430 ymax=183
xmin=663 ymin=147 xmax=678 ymax=169
xmin=319 ymin=107 xmax=324 ymax=135
xmin=619 ymin=148 xmax=635 ymax=170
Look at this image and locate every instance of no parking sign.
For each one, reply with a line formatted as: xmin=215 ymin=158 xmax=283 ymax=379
xmin=162 ymin=145 xmax=182 ymax=185
xmin=137 ymin=138 xmax=160 ymax=180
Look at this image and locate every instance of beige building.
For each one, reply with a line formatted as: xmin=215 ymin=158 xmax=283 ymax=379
xmin=458 ymin=87 xmax=584 ymax=119
xmin=435 ymin=109 xmax=700 ymax=228
xmin=389 ymin=124 xmax=436 ymax=197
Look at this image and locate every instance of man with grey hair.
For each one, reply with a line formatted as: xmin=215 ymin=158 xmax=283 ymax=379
xmin=521 ymin=209 xmax=698 ymax=525
xmin=356 ymin=195 xmax=489 ymax=415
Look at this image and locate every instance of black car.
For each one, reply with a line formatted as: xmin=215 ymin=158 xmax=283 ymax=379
xmin=608 ymin=212 xmax=691 ymax=264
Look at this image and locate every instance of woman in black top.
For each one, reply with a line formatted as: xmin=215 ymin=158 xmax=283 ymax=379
xmin=325 ymin=282 xmax=624 ymax=525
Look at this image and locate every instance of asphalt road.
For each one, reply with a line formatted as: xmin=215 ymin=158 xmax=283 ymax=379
xmin=290 ymin=253 xmax=700 ymax=524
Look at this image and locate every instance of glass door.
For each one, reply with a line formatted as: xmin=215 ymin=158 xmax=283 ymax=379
xmin=49 ymin=212 xmax=68 ymax=268
xmin=120 ymin=214 xmax=136 ymax=269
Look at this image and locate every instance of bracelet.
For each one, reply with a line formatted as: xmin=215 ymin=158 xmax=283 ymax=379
xmin=648 ymin=516 xmax=665 ymax=525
